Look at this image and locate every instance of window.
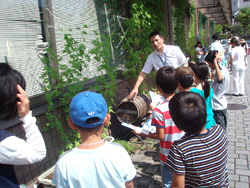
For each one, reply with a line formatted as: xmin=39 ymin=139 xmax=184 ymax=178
xmin=0 ymin=0 xmax=44 ymax=97
xmin=0 ymin=0 xmax=121 ymax=98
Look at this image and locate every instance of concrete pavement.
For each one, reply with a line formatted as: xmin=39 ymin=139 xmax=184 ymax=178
xmin=226 ymin=56 xmax=250 ymax=188
xmin=130 ymin=56 xmax=250 ymax=188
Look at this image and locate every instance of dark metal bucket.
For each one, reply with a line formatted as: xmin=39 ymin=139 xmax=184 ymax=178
xmin=116 ymin=93 xmax=150 ymax=124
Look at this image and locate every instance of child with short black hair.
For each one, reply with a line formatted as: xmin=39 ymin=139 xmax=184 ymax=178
xmin=134 ymin=66 xmax=185 ymax=188
xmin=177 ymin=67 xmax=194 ymax=92
xmin=0 ymin=63 xmax=46 ymax=187
xmin=165 ymin=92 xmax=229 ymax=187
xmin=52 ymin=91 xmax=136 ymax=188
xmin=205 ymin=50 xmax=229 ymax=131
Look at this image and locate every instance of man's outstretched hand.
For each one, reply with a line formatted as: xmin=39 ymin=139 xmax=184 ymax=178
xmin=129 ymin=88 xmax=138 ymax=99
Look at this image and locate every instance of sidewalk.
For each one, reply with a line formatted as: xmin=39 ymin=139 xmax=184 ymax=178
xmin=226 ymin=57 xmax=250 ymax=188
xmin=130 ymin=57 xmax=250 ymax=188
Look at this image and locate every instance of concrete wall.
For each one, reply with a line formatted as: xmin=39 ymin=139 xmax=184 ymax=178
xmin=239 ymin=0 xmax=250 ymax=9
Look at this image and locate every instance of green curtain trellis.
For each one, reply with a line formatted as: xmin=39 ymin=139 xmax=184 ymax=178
xmin=93 ymin=0 xmax=121 ymax=68
xmin=199 ymin=11 xmax=205 ymax=45
xmin=210 ymin=20 xmax=214 ymax=42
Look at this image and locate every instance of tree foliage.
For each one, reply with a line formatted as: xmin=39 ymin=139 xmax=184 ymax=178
xmin=214 ymin=6 xmax=250 ymax=39
xmin=215 ymin=24 xmax=223 ymax=34
xmin=236 ymin=7 xmax=250 ymax=34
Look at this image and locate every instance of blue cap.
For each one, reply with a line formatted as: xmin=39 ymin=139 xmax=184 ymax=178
xmin=69 ymin=91 xmax=108 ymax=128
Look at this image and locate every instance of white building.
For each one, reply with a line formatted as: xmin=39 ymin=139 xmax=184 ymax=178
xmin=232 ymin=0 xmax=250 ymax=24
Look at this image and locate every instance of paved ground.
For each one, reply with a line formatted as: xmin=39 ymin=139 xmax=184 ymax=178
xmin=130 ymin=56 xmax=250 ymax=188
xmin=226 ymin=56 xmax=250 ymax=188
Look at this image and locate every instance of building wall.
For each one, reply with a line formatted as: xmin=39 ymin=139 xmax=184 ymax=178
xmin=239 ymin=0 xmax=250 ymax=9
xmin=232 ymin=0 xmax=250 ymax=15
xmin=232 ymin=0 xmax=239 ymax=15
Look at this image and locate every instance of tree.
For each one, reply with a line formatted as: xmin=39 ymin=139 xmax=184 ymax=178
xmin=215 ymin=24 xmax=223 ymax=34
xmin=236 ymin=7 xmax=250 ymax=34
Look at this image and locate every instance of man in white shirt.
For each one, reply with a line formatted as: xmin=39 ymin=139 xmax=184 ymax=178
xmin=129 ymin=31 xmax=187 ymax=98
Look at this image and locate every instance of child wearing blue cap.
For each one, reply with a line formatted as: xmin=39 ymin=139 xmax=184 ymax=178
xmin=52 ymin=91 xmax=136 ymax=188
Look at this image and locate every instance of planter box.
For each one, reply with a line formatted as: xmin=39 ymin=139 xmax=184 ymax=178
xmin=38 ymin=166 xmax=56 ymax=188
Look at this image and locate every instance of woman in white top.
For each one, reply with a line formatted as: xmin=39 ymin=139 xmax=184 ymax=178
xmin=230 ymin=38 xmax=247 ymax=96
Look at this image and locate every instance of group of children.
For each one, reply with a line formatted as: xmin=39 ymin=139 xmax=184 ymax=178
xmin=133 ymin=50 xmax=229 ymax=187
xmin=1 ymin=49 xmax=229 ymax=187
xmin=52 ymin=50 xmax=229 ymax=187
xmin=54 ymin=51 xmax=229 ymax=188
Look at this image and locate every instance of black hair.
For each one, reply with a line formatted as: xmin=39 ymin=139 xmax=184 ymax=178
xmin=177 ymin=67 xmax=194 ymax=89
xmin=195 ymin=41 xmax=202 ymax=48
xmin=0 ymin=63 xmax=26 ymax=121
xmin=188 ymin=61 xmax=195 ymax=70
xmin=75 ymin=123 xmax=103 ymax=133
xmin=230 ymin=38 xmax=240 ymax=46
xmin=192 ymin=63 xmax=210 ymax=99
xmin=204 ymin=50 xmax=218 ymax=63
xmin=169 ymin=91 xmax=207 ymax=135
xmin=149 ymin=31 xmax=163 ymax=41
xmin=212 ymin=34 xmax=219 ymax=40
xmin=156 ymin=66 xmax=178 ymax=94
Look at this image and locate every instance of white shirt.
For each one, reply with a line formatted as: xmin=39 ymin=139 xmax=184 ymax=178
xmin=210 ymin=40 xmax=226 ymax=66
xmin=196 ymin=47 xmax=202 ymax=59
xmin=211 ymin=65 xmax=229 ymax=110
xmin=142 ymin=44 xmax=186 ymax=74
xmin=210 ymin=40 xmax=225 ymax=53
xmin=231 ymin=46 xmax=246 ymax=69
xmin=52 ymin=142 xmax=136 ymax=188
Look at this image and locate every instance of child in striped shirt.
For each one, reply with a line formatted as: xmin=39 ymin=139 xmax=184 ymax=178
xmin=134 ymin=66 xmax=185 ymax=188
xmin=165 ymin=92 xmax=229 ymax=188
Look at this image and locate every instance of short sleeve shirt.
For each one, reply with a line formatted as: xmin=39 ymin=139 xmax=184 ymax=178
xmin=52 ymin=142 xmax=136 ymax=188
xmin=165 ymin=125 xmax=229 ymax=187
xmin=211 ymin=65 xmax=229 ymax=110
xmin=142 ymin=44 xmax=186 ymax=74
xmin=151 ymin=100 xmax=184 ymax=165
xmin=210 ymin=40 xmax=225 ymax=53
xmin=196 ymin=47 xmax=202 ymax=59
xmin=231 ymin=46 xmax=246 ymax=69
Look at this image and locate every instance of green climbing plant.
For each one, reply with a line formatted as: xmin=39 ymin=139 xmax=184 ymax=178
xmin=172 ymin=0 xmax=188 ymax=52
xmin=40 ymin=26 xmax=117 ymax=155
xmin=89 ymin=33 xmax=117 ymax=113
xmin=186 ymin=0 xmax=197 ymax=61
xmin=199 ymin=13 xmax=205 ymax=47
xmin=122 ymin=0 xmax=166 ymax=94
